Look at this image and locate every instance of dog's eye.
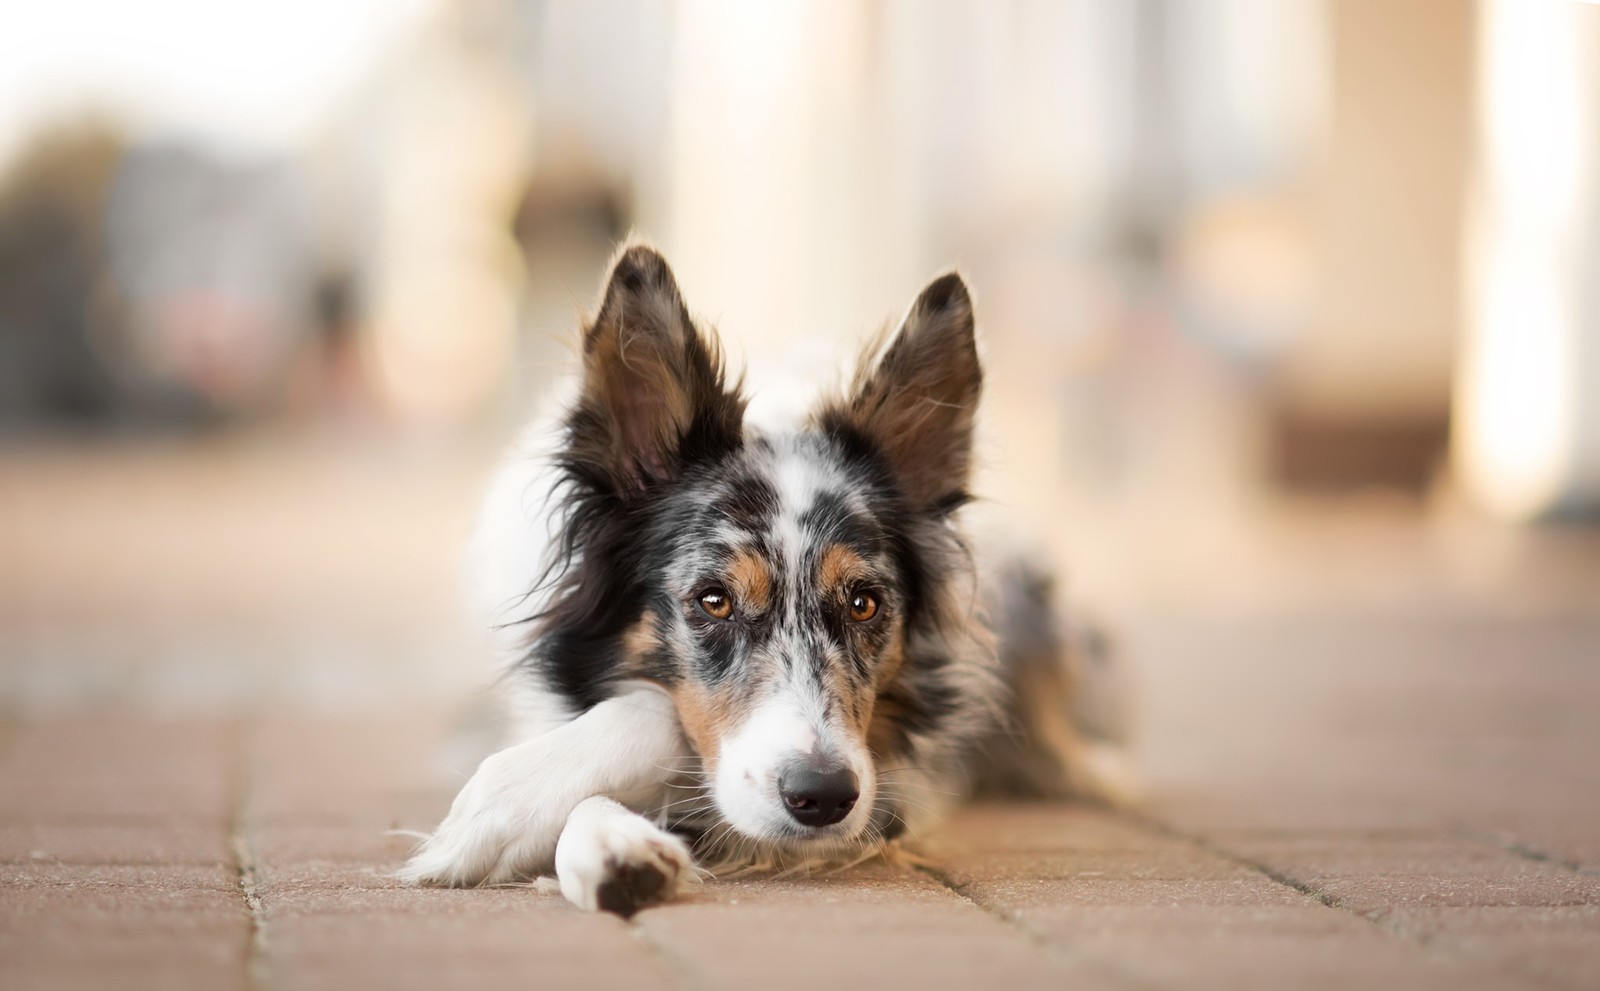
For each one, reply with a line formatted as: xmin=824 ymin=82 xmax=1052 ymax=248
xmin=698 ymin=588 xmax=734 ymax=621
xmin=847 ymin=591 xmax=879 ymax=623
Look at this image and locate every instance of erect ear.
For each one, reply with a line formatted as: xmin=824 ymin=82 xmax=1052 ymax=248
xmin=818 ymin=272 xmax=982 ymax=512
xmin=567 ymin=242 xmax=745 ymax=496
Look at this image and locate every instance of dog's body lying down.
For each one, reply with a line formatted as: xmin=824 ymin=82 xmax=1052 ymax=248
xmin=402 ymin=243 xmax=1132 ymax=914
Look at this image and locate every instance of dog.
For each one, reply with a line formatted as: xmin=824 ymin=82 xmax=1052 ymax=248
xmin=400 ymin=242 xmax=1133 ymax=914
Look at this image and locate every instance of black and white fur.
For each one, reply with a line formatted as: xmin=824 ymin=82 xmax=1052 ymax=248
xmin=400 ymin=242 xmax=1133 ymax=914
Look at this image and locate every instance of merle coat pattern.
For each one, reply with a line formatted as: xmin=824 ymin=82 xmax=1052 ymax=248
xmin=401 ymin=243 xmax=1130 ymax=914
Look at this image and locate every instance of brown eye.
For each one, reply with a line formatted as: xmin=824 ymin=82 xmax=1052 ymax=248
xmin=698 ymin=588 xmax=734 ymax=621
xmin=847 ymin=591 xmax=879 ymax=623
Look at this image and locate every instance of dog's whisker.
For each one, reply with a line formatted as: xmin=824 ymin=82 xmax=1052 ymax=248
xmin=874 ymin=791 xmax=941 ymax=820
xmin=658 ymin=800 xmax=719 ymax=818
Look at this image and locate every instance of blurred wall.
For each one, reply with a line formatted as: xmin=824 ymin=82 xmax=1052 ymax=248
xmin=1455 ymin=0 xmax=1600 ymax=520
xmin=1286 ymin=0 xmax=1472 ymax=422
xmin=4 ymin=0 xmax=1600 ymax=522
xmin=1264 ymin=0 xmax=1472 ymax=493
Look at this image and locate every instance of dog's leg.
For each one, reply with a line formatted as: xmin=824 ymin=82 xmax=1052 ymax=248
xmin=555 ymin=796 xmax=694 ymax=915
xmin=399 ymin=682 xmax=687 ymax=887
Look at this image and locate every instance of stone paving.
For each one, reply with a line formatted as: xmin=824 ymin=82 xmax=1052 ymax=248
xmin=2 ymin=442 xmax=1598 ymax=989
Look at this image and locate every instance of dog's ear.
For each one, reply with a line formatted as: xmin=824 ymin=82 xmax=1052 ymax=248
xmin=820 ymin=272 xmax=981 ymax=512
xmin=567 ymin=243 xmax=744 ymax=496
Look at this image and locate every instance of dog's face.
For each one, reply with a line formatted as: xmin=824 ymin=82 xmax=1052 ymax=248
xmin=543 ymin=245 xmax=980 ymax=853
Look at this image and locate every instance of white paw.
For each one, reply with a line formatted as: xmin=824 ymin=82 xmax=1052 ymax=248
xmin=398 ymin=744 xmax=578 ymax=887
xmin=555 ymin=798 xmax=695 ymax=915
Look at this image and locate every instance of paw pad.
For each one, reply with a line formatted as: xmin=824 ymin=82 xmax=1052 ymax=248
xmin=594 ymin=858 xmax=670 ymax=918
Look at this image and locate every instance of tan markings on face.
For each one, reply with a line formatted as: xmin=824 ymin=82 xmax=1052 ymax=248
xmin=818 ymin=544 xmax=870 ymax=592
xmin=725 ymin=547 xmax=773 ymax=614
xmin=668 ymin=682 xmax=758 ymax=761
xmin=620 ymin=612 xmax=658 ymax=672
xmin=831 ymin=624 xmax=903 ymax=740
xmin=817 ymin=544 xmax=898 ymax=737
xmin=820 ymin=655 xmax=868 ymax=734
xmin=874 ymin=618 xmax=907 ymax=677
xmin=620 ymin=611 xmax=652 ymax=659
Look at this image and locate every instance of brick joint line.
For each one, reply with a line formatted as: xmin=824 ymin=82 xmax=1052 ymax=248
xmin=626 ymin=919 xmax=711 ymax=991
xmin=912 ymin=862 xmax=1153 ymax=990
xmin=1126 ymin=812 xmax=1576 ymax=991
xmin=1128 ymin=811 xmax=1427 ymax=941
xmin=1455 ymin=825 xmax=1593 ymax=876
xmin=228 ymin=720 xmax=271 ymax=991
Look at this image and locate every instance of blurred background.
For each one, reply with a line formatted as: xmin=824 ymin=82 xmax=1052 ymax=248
xmin=1 ymin=0 xmax=1597 ymax=815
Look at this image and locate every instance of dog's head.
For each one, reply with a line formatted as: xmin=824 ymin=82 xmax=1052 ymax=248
xmin=542 ymin=243 xmax=981 ymax=852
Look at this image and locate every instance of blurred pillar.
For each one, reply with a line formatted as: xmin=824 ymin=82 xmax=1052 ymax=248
xmin=1454 ymin=0 xmax=1600 ymax=520
xmin=1271 ymin=0 xmax=1473 ymax=492
xmin=664 ymin=0 xmax=902 ymax=381
xmin=354 ymin=2 xmax=533 ymax=428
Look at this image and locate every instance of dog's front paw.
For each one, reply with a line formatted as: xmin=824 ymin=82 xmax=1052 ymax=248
xmin=398 ymin=744 xmax=575 ymax=887
xmin=555 ymin=797 xmax=695 ymax=916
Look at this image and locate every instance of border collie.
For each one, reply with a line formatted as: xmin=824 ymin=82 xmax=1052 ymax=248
xmin=400 ymin=242 xmax=1132 ymax=914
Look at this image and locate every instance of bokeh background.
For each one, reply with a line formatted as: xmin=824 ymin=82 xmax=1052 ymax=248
xmin=2 ymin=0 xmax=1598 ymax=819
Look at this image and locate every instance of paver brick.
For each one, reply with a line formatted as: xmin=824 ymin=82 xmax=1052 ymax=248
xmin=263 ymin=867 xmax=671 ymax=990
xmin=637 ymin=868 xmax=1108 ymax=991
xmin=0 ymin=821 xmax=232 ymax=867
xmin=1396 ymin=904 xmax=1600 ymax=991
xmin=0 ymin=716 xmax=234 ymax=824
xmin=1204 ymin=829 xmax=1600 ymax=908
xmin=0 ymin=863 xmax=250 ymax=991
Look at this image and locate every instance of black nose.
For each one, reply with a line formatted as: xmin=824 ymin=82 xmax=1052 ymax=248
xmin=778 ymin=762 xmax=859 ymax=828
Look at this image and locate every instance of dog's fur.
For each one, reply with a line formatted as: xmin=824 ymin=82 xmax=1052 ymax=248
xmin=401 ymin=242 xmax=1133 ymax=914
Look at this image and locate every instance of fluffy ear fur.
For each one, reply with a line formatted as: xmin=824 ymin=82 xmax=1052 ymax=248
xmin=817 ymin=272 xmax=982 ymax=512
xmin=567 ymin=242 xmax=745 ymax=496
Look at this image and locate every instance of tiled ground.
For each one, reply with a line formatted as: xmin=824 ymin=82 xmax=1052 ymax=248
xmin=2 ymin=441 xmax=1598 ymax=989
